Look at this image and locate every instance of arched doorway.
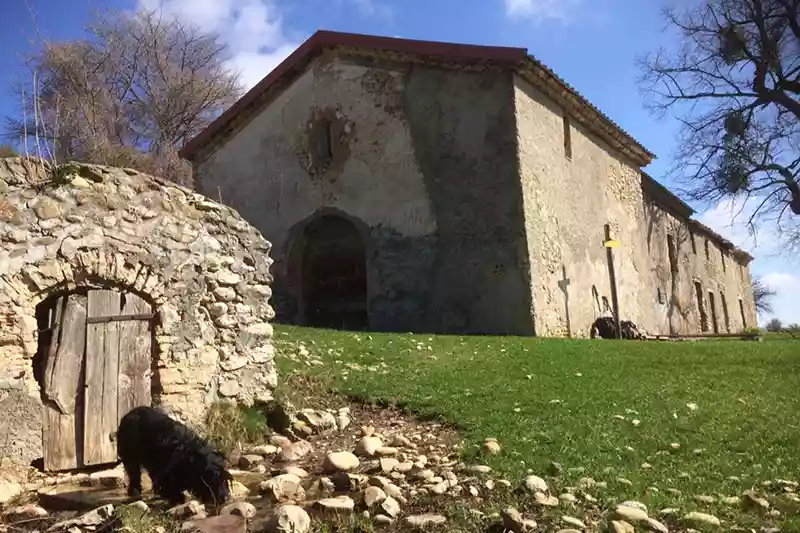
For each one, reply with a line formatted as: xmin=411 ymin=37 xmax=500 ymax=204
xmin=33 ymin=287 xmax=156 ymax=471
xmin=300 ymin=215 xmax=368 ymax=330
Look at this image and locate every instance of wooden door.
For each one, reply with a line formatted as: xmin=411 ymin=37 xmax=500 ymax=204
xmin=41 ymin=295 xmax=87 ymax=472
xmin=40 ymin=288 xmax=153 ymax=471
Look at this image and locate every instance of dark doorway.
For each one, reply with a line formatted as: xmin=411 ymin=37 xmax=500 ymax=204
xmin=300 ymin=215 xmax=368 ymax=330
xmin=708 ymin=291 xmax=719 ymax=334
xmin=694 ymin=281 xmax=708 ymax=332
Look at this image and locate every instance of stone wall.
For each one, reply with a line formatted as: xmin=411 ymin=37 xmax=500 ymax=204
xmin=514 ymin=76 xmax=659 ymax=338
xmin=643 ymin=198 xmax=757 ymax=334
xmin=194 ymin=53 xmax=533 ymax=335
xmin=0 ymin=158 xmax=275 ymax=468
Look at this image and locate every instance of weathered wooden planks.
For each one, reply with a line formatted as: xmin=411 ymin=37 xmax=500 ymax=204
xmin=39 ymin=287 xmax=154 ymax=471
xmin=117 ymin=293 xmax=152 ymax=425
xmin=42 ymin=294 xmax=88 ymax=471
xmin=84 ymin=290 xmax=122 ymax=466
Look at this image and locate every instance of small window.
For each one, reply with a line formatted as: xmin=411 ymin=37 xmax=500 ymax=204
xmin=721 ymin=250 xmax=727 ymax=272
xmin=657 ymin=287 xmax=665 ymax=304
xmin=704 ymin=239 xmax=710 ymax=260
xmin=667 ymin=234 xmax=678 ymax=273
xmin=563 ymin=113 xmax=572 ymax=160
xmin=309 ymin=117 xmax=334 ymax=173
xmin=690 ymin=232 xmax=697 ymax=254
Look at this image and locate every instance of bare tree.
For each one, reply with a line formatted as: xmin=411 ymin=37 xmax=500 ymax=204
xmin=639 ymin=0 xmax=800 ymax=246
xmin=766 ymin=317 xmax=783 ymax=330
xmin=0 ymin=145 xmax=17 ymax=157
xmin=5 ymin=7 xmax=243 ymax=187
xmin=752 ymin=276 xmax=777 ymax=314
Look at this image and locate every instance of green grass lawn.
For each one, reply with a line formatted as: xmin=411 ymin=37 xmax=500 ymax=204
xmin=273 ymin=326 xmax=800 ymax=530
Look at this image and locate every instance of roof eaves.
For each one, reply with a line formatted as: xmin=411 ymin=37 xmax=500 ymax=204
xmin=181 ymin=31 xmax=658 ymax=165
xmin=520 ymin=55 xmax=655 ymax=167
xmin=641 ymin=172 xmax=695 ymax=219
xmin=686 ymin=218 xmax=755 ymax=264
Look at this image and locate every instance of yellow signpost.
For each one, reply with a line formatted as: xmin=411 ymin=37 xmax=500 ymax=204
xmin=603 ymin=226 xmax=622 ymax=339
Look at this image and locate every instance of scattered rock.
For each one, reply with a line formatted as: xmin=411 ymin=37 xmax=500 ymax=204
xmin=0 ymin=479 xmax=23 ymax=505
xmin=220 ymin=502 xmax=256 ymax=520
xmin=126 ymin=501 xmax=149 ymax=512
xmin=380 ymin=496 xmax=401 ymax=518
xmin=744 ymin=491 xmax=770 ymax=509
xmin=181 ymin=514 xmax=245 ymax=533
xmin=298 ymin=409 xmax=337 ymax=432
xmin=261 ymin=474 xmax=305 ymax=502
xmin=484 ymin=438 xmax=501 ymax=455
xmin=501 ymin=507 xmax=536 ymax=532
xmin=469 ymin=465 xmax=492 ymax=474
xmin=278 ymin=440 xmax=314 ymax=462
xmin=376 ymin=447 xmax=399 ymax=457
xmin=167 ymin=501 xmax=206 ymax=520
xmin=613 ymin=504 xmax=649 ymax=523
xmin=2 ymin=504 xmax=48 ymax=520
xmin=265 ymin=505 xmax=310 ymax=533
xmin=379 ymin=457 xmax=399 ymax=473
xmin=364 ymin=486 xmax=387 ymax=508
xmin=355 ymin=436 xmax=383 ymax=457
xmin=524 ymin=475 xmax=549 ymax=493
xmin=88 ymin=466 xmax=126 ymax=488
xmin=534 ymin=492 xmax=559 ymax=507
xmin=404 ymin=514 xmax=447 ymax=528
xmin=620 ymin=501 xmax=648 ymax=514
xmin=683 ymin=512 xmax=720 ymax=527
xmin=645 ymin=518 xmax=669 ymax=533
xmin=611 ymin=520 xmax=636 ymax=533
xmin=721 ymin=496 xmax=741 ymax=506
xmin=248 ymin=444 xmax=279 ymax=456
xmin=229 ymin=481 xmax=250 ymax=500
xmin=694 ymin=494 xmax=716 ymax=504
xmin=315 ymin=496 xmax=355 ymax=513
xmin=561 ymin=516 xmax=585 ymax=529
xmin=47 ymin=504 xmax=114 ymax=532
xmin=323 ymin=451 xmax=360 ymax=473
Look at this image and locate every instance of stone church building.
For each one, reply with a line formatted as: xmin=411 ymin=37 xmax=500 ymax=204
xmin=181 ymin=30 xmax=757 ymax=338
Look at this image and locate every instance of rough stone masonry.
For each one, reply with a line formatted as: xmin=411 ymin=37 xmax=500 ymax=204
xmin=0 ymin=157 xmax=276 ymax=469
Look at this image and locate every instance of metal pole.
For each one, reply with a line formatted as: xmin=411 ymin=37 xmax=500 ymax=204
xmin=604 ymin=224 xmax=622 ymax=339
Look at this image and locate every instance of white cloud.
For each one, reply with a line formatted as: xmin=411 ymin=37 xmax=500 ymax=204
xmin=350 ymin=0 xmax=392 ymax=18
xmin=137 ymin=0 xmax=304 ymax=90
xmin=504 ymin=0 xmax=581 ymax=22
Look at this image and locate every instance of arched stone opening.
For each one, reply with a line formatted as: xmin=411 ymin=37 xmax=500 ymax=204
xmin=285 ymin=210 xmax=370 ymax=330
xmin=0 ymin=158 xmax=276 ymax=472
xmin=302 ymin=215 xmax=368 ymax=329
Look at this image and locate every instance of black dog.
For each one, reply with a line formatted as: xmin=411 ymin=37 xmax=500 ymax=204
xmin=116 ymin=405 xmax=232 ymax=508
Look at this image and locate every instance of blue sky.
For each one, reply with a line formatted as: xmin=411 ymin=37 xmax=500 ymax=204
xmin=1 ymin=0 xmax=797 ymax=324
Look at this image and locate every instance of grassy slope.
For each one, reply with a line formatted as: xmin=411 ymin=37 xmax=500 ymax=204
xmin=274 ymin=326 xmax=800 ymax=529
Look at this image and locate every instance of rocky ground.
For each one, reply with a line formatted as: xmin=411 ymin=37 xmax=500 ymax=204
xmin=1 ymin=391 xmax=795 ymax=533
xmin=0 ymin=369 xmax=796 ymax=533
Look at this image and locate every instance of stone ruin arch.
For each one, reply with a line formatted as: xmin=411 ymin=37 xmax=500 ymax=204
xmin=0 ymin=158 xmax=275 ymax=472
